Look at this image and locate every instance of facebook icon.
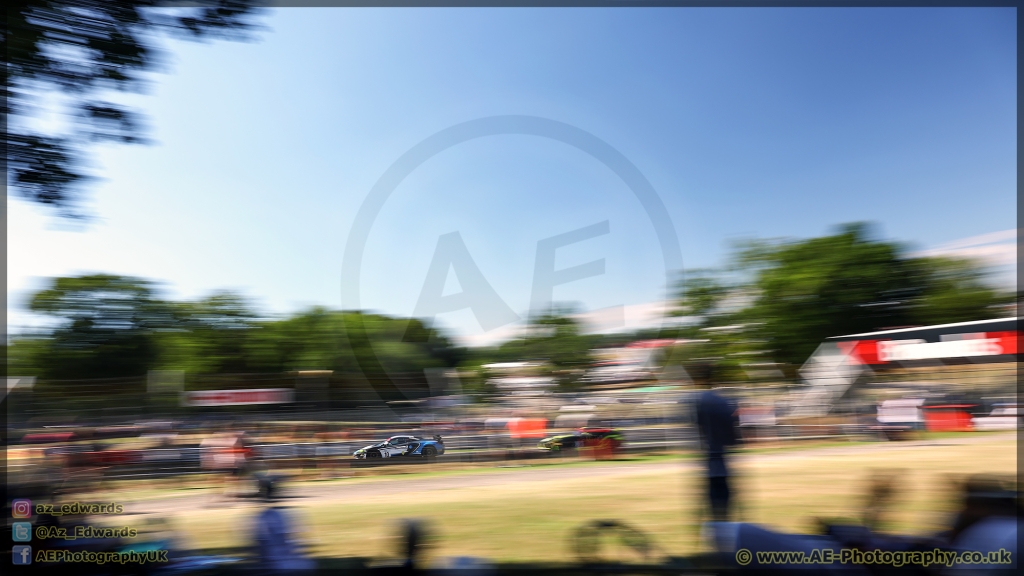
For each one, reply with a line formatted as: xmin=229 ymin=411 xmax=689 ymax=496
xmin=12 ymin=545 xmax=32 ymax=565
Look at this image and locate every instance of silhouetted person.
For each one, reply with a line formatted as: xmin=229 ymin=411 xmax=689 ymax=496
xmin=943 ymin=475 xmax=1019 ymax=559
xmin=378 ymin=519 xmax=429 ymax=576
xmin=692 ymin=363 xmax=740 ymax=521
xmin=251 ymin=475 xmax=315 ymax=575
xmin=400 ymin=519 xmax=427 ymax=570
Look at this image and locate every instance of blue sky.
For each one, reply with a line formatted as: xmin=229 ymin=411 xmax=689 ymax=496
xmin=8 ymin=8 xmax=1017 ymax=344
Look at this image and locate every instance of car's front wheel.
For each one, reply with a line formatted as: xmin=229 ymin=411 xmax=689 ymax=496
xmin=366 ymin=450 xmax=382 ymax=459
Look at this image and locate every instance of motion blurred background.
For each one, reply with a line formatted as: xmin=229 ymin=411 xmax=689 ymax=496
xmin=5 ymin=3 xmax=1018 ymax=572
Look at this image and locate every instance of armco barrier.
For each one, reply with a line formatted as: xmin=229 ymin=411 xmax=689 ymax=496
xmin=14 ymin=423 xmax=874 ymax=481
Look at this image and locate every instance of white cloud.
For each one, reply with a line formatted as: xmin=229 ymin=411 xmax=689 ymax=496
xmin=452 ymin=322 xmax=528 ymax=348
xmin=911 ymin=229 xmax=1018 ymax=268
xmin=910 ymin=229 xmax=1017 ymax=290
xmin=575 ymin=301 xmax=678 ymax=334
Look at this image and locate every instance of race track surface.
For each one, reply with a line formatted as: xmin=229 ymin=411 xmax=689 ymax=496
xmin=112 ymin=431 xmax=1015 ymax=516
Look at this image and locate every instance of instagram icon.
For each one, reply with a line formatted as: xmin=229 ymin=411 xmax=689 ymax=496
xmin=12 ymin=499 xmax=32 ymax=518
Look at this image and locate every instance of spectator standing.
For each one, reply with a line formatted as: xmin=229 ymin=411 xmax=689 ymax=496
xmin=251 ymin=475 xmax=315 ymax=575
xmin=691 ymin=362 xmax=741 ymax=522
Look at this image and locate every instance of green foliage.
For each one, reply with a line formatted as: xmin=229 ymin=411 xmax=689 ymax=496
xmin=472 ymin=308 xmax=599 ymax=391
xmin=738 ymin=223 xmax=920 ymax=367
xmin=674 ymin=269 xmax=729 ymax=319
xmin=10 ymin=232 xmax=1011 ymax=391
xmin=6 ymin=0 xmax=263 ymax=215
xmin=27 ymin=274 xmax=172 ymax=379
xmin=243 ymin=307 xmax=351 ymax=374
xmin=12 ymin=275 xmax=464 ymax=390
xmin=908 ymin=256 xmax=1010 ymax=326
xmin=155 ymin=293 xmax=259 ymax=375
xmin=6 ymin=336 xmax=50 ymax=378
xmin=674 ymin=223 xmax=1013 ymax=376
xmin=453 ymin=359 xmax=498 ymax=398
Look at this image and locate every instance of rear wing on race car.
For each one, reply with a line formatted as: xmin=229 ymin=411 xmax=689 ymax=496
xmin=433 ymin=435 xmax=443 ymax=444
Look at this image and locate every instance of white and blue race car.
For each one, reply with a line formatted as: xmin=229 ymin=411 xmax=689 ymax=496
xmin=352 ymin=435 xmax=445 ymax=459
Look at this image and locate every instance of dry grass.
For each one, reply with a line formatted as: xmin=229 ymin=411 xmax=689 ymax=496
xmin=155 ymin=434 xmax=1015 ymax=563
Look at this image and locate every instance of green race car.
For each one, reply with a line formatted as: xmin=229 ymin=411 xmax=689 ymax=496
xmin=538 ymin=428 xmax=623 ymax=452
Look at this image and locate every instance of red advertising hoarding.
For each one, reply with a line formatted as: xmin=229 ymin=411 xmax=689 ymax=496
xmin=182 ymin=388 xmax=294 ymax=407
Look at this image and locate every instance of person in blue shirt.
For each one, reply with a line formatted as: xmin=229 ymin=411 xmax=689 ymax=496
xmin=251 ymin=474 xmax=315 ymax=575
xmin=692 ymin=362 xmax=741 ymax=522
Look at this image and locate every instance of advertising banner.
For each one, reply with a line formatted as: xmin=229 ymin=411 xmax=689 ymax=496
xmin=182 ymin=388 xmax=294 ymax=407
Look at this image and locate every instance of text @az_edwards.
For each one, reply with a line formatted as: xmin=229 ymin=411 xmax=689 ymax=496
xmin=35 ymin=525 xmax=138 ymax=540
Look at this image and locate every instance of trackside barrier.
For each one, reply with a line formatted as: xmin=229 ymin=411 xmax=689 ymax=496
xmin=11 ymin=424 xmax=892 ymax=481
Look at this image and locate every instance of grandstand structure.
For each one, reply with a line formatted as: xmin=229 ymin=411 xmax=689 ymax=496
xmin=790 ymin=317 xmax=1018 ymax=417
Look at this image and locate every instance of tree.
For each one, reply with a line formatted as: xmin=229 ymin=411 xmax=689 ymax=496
xmin=155 ymin=292 xmax=260 ymax=374
xmin=242 ymin=306 xmax=351 ymax=374
xmin=6 ymin=0 xmax=263 ymax=216
xmin=490 ymin=307 xmax=598 ymax=390
xmin=16 ymin=275 xmax=469 ymax=397
xmin=27 ymin=274 xmax=173 ymax=379
xmin=737 ymin=223 xmax=1011 ymax=369
xmin=668 ymin=223 xmax=1013 ymax=381
xmin=674 ymin=269 xmax=730 ymax=321
xmin=6 ymin=335 xmax=51 ymax=378
xmin=908 ymin=256 xmax=1012 ymax=326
